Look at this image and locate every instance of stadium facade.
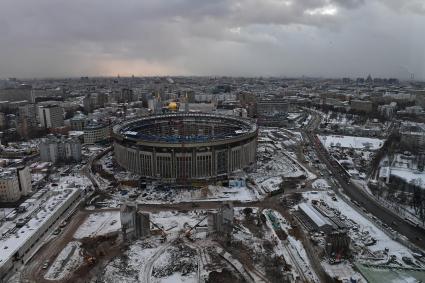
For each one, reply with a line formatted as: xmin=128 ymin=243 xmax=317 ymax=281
xmin=112 ymin=113 xmax=258 ymax=182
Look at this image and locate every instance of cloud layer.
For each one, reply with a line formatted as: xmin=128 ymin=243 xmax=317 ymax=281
xmin=1 ymin=0 xmax=424 ymax=79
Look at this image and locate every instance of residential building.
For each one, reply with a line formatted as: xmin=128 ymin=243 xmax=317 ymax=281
xmin=38 ymin=104 xmax=64 ymax=129
xmin=377 ymin=102 xmax=397 ymax=118
xmin=0 ymin=166 xmax=32 ymax=202
xmin=39 ymin=135 xmax=82 ymax=163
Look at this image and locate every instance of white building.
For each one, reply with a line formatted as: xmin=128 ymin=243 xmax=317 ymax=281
xmin=0 ymin=167 xmax=32 ymax=202
xmin=37 ymin=104 xmax=64 ymax=129
xmin=39 ymin=135 xmax=82 ymax=163
xmin=0 ymin=188 xmax=82 ymax=281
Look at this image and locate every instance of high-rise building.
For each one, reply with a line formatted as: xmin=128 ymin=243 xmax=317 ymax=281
xmin=18 ymin=104 xmax=37 ymax=121
xmin=37 ymin=104 xmax=64 ymax=129
xmin=17 ymin=104 xmax=37 ymax=139
xmin=39 ymin=135 xmax=82 ymax=163
xmin=0 ymin=166 xmax=32 ymax=202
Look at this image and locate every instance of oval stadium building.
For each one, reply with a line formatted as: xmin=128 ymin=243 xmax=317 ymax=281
xmin=112 ymin=113 xmax=258 ymax=182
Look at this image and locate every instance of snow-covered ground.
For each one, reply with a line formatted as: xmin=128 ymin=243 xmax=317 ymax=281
xmin=45 ymin=241 xmax=84 ymax=280
xmin=55 ymin=174 xmax=92 ymax=189
xmin=318 ymin=135 xmax=385 ymax=150
xmin=265 ymin=209 xmax=320 ymax=282
xmin=312 ymin=179 xmax=330 ymax=190
xmin=302 ymin=191 xmax=414 ymax=261
xmin=138 ymin=184 xmax=257 ymax=204
xmin=74 ymin=211 xmax=121 ymax=239
xmin=322 ymin=261 xmax=364 ymax=282
xmin=150 ymin=210 xmax=208 ymax=235
xmin=389 ymin=168 xmax=425 ymax=188
xmin=96 ymin=211 xmax=210 ymax=283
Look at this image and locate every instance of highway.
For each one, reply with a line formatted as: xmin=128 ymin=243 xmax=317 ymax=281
xmin=303 ymin=110 xmax=425 ymax=251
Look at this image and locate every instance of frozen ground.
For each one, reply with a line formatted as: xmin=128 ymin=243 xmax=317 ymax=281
xmin=44 ymin=241 xmax=84 ymax=280
xmin=318 ymin=135 xmax=385 ymax=150
xmin=74 ymin=211 xmax=121 ymax=239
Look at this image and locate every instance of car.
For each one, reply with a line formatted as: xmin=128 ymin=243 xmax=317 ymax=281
xmin=53 ymin=228 xmax=61 ymax=235
xmin=42 ymin=261 xmax=49 ymax=270
xmin=332 ymin=196 xmax=337 ymax=201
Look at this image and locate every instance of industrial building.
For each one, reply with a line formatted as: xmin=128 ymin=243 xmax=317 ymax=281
xmin=113 ymin=113 xmax=258 ymax=183
xmin=297 ymin=202 xmax=335 ymax=234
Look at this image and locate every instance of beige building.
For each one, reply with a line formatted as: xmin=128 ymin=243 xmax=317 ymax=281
xmin=83 ymin=120 xmax=111 ymax=144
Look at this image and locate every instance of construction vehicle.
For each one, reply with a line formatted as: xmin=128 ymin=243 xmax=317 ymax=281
xmin=84 ymin=255 xmax=96 ymax=266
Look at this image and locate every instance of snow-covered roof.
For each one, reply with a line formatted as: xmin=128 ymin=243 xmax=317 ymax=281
xmin=298 ymin=202 xmax=332 ymax=228
xmin=0 ymin=188 xmax=81 ymax=269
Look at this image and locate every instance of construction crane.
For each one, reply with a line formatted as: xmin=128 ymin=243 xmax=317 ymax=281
xmin=142 ymin=214 xmax=168 ymax=243
xmin=184 ymin=215 xmax=208 ymax=240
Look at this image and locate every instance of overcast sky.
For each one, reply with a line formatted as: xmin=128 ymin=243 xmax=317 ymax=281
xmin=1 ymin=0 xmax=424 ymax=79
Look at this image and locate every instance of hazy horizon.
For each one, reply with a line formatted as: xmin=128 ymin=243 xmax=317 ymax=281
xmin=1 ymin=0 xmax=424 ymax=80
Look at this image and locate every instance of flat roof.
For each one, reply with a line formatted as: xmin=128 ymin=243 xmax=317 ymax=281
xmin=0 ymin=188 xmax=81 ymax=267
xmin=299 ymin=202 xmax=332 ymax=228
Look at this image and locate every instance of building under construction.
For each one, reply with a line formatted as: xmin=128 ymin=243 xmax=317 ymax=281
xmin=113 ymin=113 xmax=258 ymax=183
xmin=120 ymin=203 xmax=151 ymax=240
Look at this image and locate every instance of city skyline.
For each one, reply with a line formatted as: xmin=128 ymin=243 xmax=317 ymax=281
xmin=1 ymin=0 xmax=424 ymax=79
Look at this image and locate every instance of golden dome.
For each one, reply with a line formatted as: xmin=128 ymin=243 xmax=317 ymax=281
xmin=168 ymin=102 xmax=178 ymax=111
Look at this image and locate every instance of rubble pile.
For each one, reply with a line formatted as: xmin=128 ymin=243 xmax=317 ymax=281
xmin=152 ymin=243 xmax=197 ymax=278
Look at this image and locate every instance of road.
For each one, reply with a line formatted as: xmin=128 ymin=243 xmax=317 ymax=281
xmin=303 ymin=110 xmax=425 ymax=251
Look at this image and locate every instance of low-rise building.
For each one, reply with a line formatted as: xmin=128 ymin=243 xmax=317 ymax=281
xmin=298 ymin=202 xmax=334 ymax=234
xmin=350 ymin=99 xmax=373 ymax=113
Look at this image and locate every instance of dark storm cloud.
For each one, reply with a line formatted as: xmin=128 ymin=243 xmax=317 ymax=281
xmin=0 ymin=0 xmax=424 ymax=79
